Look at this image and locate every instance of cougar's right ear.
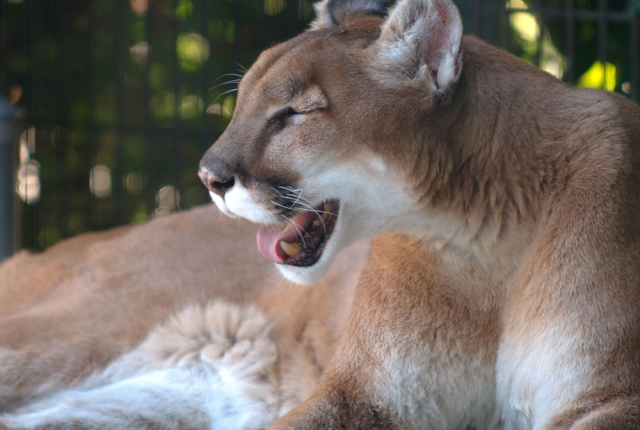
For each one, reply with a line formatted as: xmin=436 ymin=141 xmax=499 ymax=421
xmin=310 ymin=0 xmax=395 ymax=29
xmin=374 ymin=0 xmax=463 ymax=95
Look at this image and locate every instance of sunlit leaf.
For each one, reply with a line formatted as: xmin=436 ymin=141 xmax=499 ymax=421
xmin=225 ymin=22 xmax=235 ymax=43
xmin=150 ymin=91 xmax=175 ymax=119
xmin=176 ymin=0 xmax=194 ymax=20
xmin=264 ymin=0 xmax=286 ymax=16
xmin=176 ymin=33 xmax=210 ymax=71
xmin=578 ymin=61 xmax=617 ymax=92
xmin=38 ymin=227 xmax=61 ymax=249
xmin=510 ymin=12 xmax=539 ymax=42
xmin=222 ymin=95 xmax=235 ymax=118
xmin=180 ymin=95 xmax=204 ymax=119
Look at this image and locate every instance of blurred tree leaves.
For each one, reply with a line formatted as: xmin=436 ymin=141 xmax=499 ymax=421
xmin=0 ymin=0 xmax=637 ymax=250
xmin=2 ymin=0 xmax=314 ymax=250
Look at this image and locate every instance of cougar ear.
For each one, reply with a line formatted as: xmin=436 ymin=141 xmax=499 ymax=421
xmin=375 ymin=0 xmax=463 ymax=94
xmin=310 ymin=0 xmax=394 ymax=29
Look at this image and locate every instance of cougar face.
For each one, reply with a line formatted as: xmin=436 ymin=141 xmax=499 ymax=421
xmin=199 ymin=19 xmax=443 ymax=284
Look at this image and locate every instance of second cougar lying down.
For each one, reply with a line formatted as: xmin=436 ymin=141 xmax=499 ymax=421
xmin=4 ymin=0 xmax=640 ymax=428
xmin=0 ymin=207 xmax=369 ymax=429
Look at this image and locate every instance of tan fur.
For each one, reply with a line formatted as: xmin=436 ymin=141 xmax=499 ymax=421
xmin=197 ymin=0 xmax=640 ymax=428
xmin=3 ymin=0 xmax=640 ymax=427
xmin=0 ymin=206 xmax=369 ymax=428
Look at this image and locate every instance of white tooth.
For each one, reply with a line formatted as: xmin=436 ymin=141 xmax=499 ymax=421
xmin=280 ymin=240 xmax=301 ymax=257
xmin=323 ymin=203 xmax=333 ymax=213
xmin=312 ymin=219 xmax=322 ymax=228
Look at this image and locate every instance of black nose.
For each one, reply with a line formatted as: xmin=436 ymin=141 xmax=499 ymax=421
xmin=198 ymin=169 xmax=235 ymax=198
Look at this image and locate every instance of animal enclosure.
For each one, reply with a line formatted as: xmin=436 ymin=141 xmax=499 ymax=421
xmin=1 ymin=0 xmax=638 ymax=253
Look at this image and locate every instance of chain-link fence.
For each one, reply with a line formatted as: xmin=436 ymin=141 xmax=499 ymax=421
xmin=1 ymin=0 xmax=638 ymax=254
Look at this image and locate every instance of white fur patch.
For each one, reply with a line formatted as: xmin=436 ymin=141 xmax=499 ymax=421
xmin=213 ymin=182 xmax=278 ymax=224
xmin=0 ymin=302 xmax=282 ymax=430
xmin=497 ymin=326 xmax=595 ymax=430
xmin=275 ymin=156 xmax=420 ymax=284
xmin=371 ymin=348 xmax=499 ymax=429
xmin=309 ymin=0 xmax=332 ymax=30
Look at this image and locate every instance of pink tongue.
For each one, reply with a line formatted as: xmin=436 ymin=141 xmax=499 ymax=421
xmin=256 ymin=210 xmax=317 ymax=263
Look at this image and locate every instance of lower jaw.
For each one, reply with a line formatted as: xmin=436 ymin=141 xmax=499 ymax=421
xmin=275 ymin=256 xmax=334 ymax=285
xmin=279 ymin=201 xmax=339 ymax=267
xmin=281 ymin=253 xmax=322 ymax=268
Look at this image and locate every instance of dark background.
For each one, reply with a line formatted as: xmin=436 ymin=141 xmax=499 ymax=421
xmin=1 ymin=0 xmax=638 ymax=252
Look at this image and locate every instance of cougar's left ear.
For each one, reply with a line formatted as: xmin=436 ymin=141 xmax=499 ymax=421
xmin=375 ymin=0 xmax=463 ymax=94
xmin=311 ymin=0 xmax=395 ymax=29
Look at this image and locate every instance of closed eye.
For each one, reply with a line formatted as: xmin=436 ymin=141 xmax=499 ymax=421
xmin=284 ymin=107 xmax=299 ymax=117
xmin=267 ymin=107 xmax=302 ymax=126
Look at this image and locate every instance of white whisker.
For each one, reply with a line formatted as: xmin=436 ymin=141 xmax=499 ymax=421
xmin=270 ymin=185 xmax=332 ymax=234
xmin=275 ymin=187 xmax=328 ymax=234
xmin=278 ymin=195 xmax=332 ymax=215
xmin=271 ymin=200 xmax=295 ymax=211
xmin=209 ymin=79 xmax=241 ymax=91
xmin=212 ymin=88 xmax=238 ymax=103
xmin=211 ymin=73 xmax=244 ymax=85
xmin=281 ymin=215 xmax=307 ymax=248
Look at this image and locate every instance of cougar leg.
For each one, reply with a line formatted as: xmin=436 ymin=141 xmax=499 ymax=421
xmin=271 ymin=234 xmax=502 ymax=429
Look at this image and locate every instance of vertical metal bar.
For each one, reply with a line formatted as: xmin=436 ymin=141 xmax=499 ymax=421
xmin=201 ymin=0 xmax=213 ymax=151
xmin=56 ymin=0 xmax=67 ymax=239
xmin=1 ymin=0 xmax=18 ymax=251
xmin=482 ymin=0 xmax=500 ymax=46
xmin=631 ymin=12 xmax=639 ymax=101
xmin=0 ymin=98 xmax=17 ymax=262
xmin=171 ymin=0 xmax=183 ymax=197
xmin=564 ymin=0 xmax=575 ymax=84
xmin=143 ymin=0 xmax=154 ymax=215
xmin=288 ymin=0 xmax=301 ymax=38
xmin=534 ymin=0 xmax=543 ymax=68
xmin=231 ymin=0 xmax=239 ymax=69
xmin=261 ymin=2 xmax=273 ymax=50
xmin=498 ymin=0 xmax=509 ymax=50
xmin=1 ymin=0 xmax=9 ymax=96
xmin=471 ymin=0 xmax=481 ymax=36
xmin=114 ymin=0 xmax=126 ymax=224
xmin=27 ymin=0 xmax=38 ymax=249
xmin=85 ymin=0 xmax=96 ymax=231
xmin=27 ymin=0 xmax=36 ymax=125
xmin=598 ymin=0 xmax=607 ymax=89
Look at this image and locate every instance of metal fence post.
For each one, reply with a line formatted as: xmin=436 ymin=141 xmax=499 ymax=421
xmin=0 ymin=98 xmax=17 ymax=263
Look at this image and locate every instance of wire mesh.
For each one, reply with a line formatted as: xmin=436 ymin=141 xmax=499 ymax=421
xmin=0 ymin=0 xmax=638 ymax=252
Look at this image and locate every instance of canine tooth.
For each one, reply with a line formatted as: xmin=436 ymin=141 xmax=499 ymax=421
xmin=312 ymin=219 xmax=322 ymax=228
xmin=323 ymin=203 xmax=334 ymax=213
xmin=280 ymin=240 xmax=301 ymax=257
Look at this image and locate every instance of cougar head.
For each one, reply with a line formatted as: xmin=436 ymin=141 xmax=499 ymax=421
xmin=199 ymin=0 xmax=463 ymax=284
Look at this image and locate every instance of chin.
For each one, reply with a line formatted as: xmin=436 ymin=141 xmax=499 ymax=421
xmin=276 ymin=258 xmax=333 ymax=285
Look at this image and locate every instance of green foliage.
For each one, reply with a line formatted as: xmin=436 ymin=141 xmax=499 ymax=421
xmin=0 ymin=0 xmax=637 ymax=251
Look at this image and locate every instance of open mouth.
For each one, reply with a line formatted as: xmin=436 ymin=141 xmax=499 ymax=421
xmin=256 ymin=200 xmax=339 ymax=267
